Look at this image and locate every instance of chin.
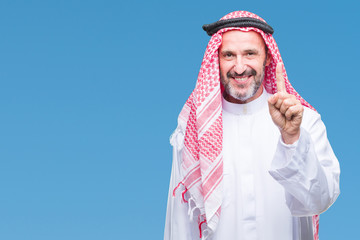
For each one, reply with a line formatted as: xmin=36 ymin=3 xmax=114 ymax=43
xmin=229 ymin=86 xmax=256 ymax=102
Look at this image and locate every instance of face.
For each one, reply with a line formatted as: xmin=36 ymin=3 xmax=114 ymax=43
xmin=219 ymin=30 xmax=271 ymax=104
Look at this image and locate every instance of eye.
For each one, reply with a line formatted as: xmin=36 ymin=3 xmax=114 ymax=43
xmin=222 ymin=51 xmax=235 ymax=59
xmin=244 ymin=49 xmax=260 ymax=58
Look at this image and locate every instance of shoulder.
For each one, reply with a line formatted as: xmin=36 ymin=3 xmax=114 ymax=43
xmin=303 ymin=106 xmax=320 ymax=120
xmin=302 ymin=106 xmax=325 ymax=132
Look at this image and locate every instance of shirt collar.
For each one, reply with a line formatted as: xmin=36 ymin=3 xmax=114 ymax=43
xmin=222 ymin=88 xmax=270 ymax=115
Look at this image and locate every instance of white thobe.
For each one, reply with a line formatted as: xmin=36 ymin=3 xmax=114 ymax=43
xmin=164 ymin=90 xmax=340 ymax=240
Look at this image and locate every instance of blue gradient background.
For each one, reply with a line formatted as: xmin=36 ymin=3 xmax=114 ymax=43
xmin=0 ymin=0 xmax=358 ymax=239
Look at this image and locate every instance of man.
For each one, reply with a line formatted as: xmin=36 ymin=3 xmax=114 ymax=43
xmin=164 ymin=11 xmax=340 ymax=240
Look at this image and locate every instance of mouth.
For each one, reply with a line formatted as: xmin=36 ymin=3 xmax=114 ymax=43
xmin=232 ymin=75 xmax=252 ymax=85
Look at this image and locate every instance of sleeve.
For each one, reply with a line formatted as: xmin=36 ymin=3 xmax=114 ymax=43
xmin=268 ymin=108 xmax=340 ymax=216
xmin=164 ymin=128 xmax=198 ymax=240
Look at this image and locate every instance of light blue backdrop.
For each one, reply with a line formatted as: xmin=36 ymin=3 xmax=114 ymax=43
xmin=1 ymin=0 xmax=358 ymax=239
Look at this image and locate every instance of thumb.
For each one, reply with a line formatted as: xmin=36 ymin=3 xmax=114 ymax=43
xmin=267 ymin=93 xmax=278 ymax=105
xmin=268 ymin=97 xmax=277 ymax=116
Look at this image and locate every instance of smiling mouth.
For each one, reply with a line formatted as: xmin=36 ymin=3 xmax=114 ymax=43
xmin=232 ymin=75 xmax=252 ymax=84
xmin=234 ymin=76 xmax=250 ymax=81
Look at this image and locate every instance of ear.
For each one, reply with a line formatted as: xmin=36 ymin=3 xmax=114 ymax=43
xmin=265 ymin=51 xmax=272 ymax=67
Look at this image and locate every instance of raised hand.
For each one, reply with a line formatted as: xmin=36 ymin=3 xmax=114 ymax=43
xmin=268 ymin=63 xmax=304 ymax=144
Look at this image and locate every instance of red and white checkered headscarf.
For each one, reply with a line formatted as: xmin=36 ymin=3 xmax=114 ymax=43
xmin=174 ymin=11 xmax=318 ymax=239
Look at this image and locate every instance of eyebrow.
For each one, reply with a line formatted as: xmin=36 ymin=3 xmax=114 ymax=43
xmin=219 ymin=49 xmax=235 ymax=56
xmin=219 ymin=48 xmax=260 ymax=55
xmin=243 ymin=49 xmax=259 ymax=54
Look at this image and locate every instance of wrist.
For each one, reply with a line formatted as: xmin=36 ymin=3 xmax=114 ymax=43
xmin=280 ymin=129 xmax=300 ymax=145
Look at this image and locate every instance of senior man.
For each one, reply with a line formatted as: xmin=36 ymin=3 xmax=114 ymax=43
xmin=164 ymin=11 xmax=340 ymax=240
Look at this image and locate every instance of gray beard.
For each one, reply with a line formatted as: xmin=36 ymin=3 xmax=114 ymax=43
xmin=221 ymin=67 xmax=265 ymax=102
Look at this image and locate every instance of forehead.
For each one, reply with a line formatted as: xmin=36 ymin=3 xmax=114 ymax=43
xmin=220 ymin=30 xmax=266 ymax=51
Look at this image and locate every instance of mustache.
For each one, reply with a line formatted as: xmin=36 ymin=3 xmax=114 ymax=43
xmin=227 ymin=68 xmax=257 ymax=78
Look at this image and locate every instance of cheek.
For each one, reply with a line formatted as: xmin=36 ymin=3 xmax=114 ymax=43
xmin=248 ymin=60 xmax=264 ymax=71
xmin=219 ymin=61 xmax=232 ymax=74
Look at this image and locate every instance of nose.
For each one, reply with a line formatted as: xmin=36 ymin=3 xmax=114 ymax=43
xmin=233 ymin=56 xmax=246 ymax=75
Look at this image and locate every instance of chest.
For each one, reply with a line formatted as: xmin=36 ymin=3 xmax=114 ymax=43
xmin=222 ymin=109 xmax=280 ymax=170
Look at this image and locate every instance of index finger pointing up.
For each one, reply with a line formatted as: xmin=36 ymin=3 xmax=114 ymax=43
xmin=276 ymin=62 xmax=286 ymax=93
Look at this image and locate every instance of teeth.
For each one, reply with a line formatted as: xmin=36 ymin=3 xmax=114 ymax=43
xmin=234 ymin=77 xmax=247 ymax=81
